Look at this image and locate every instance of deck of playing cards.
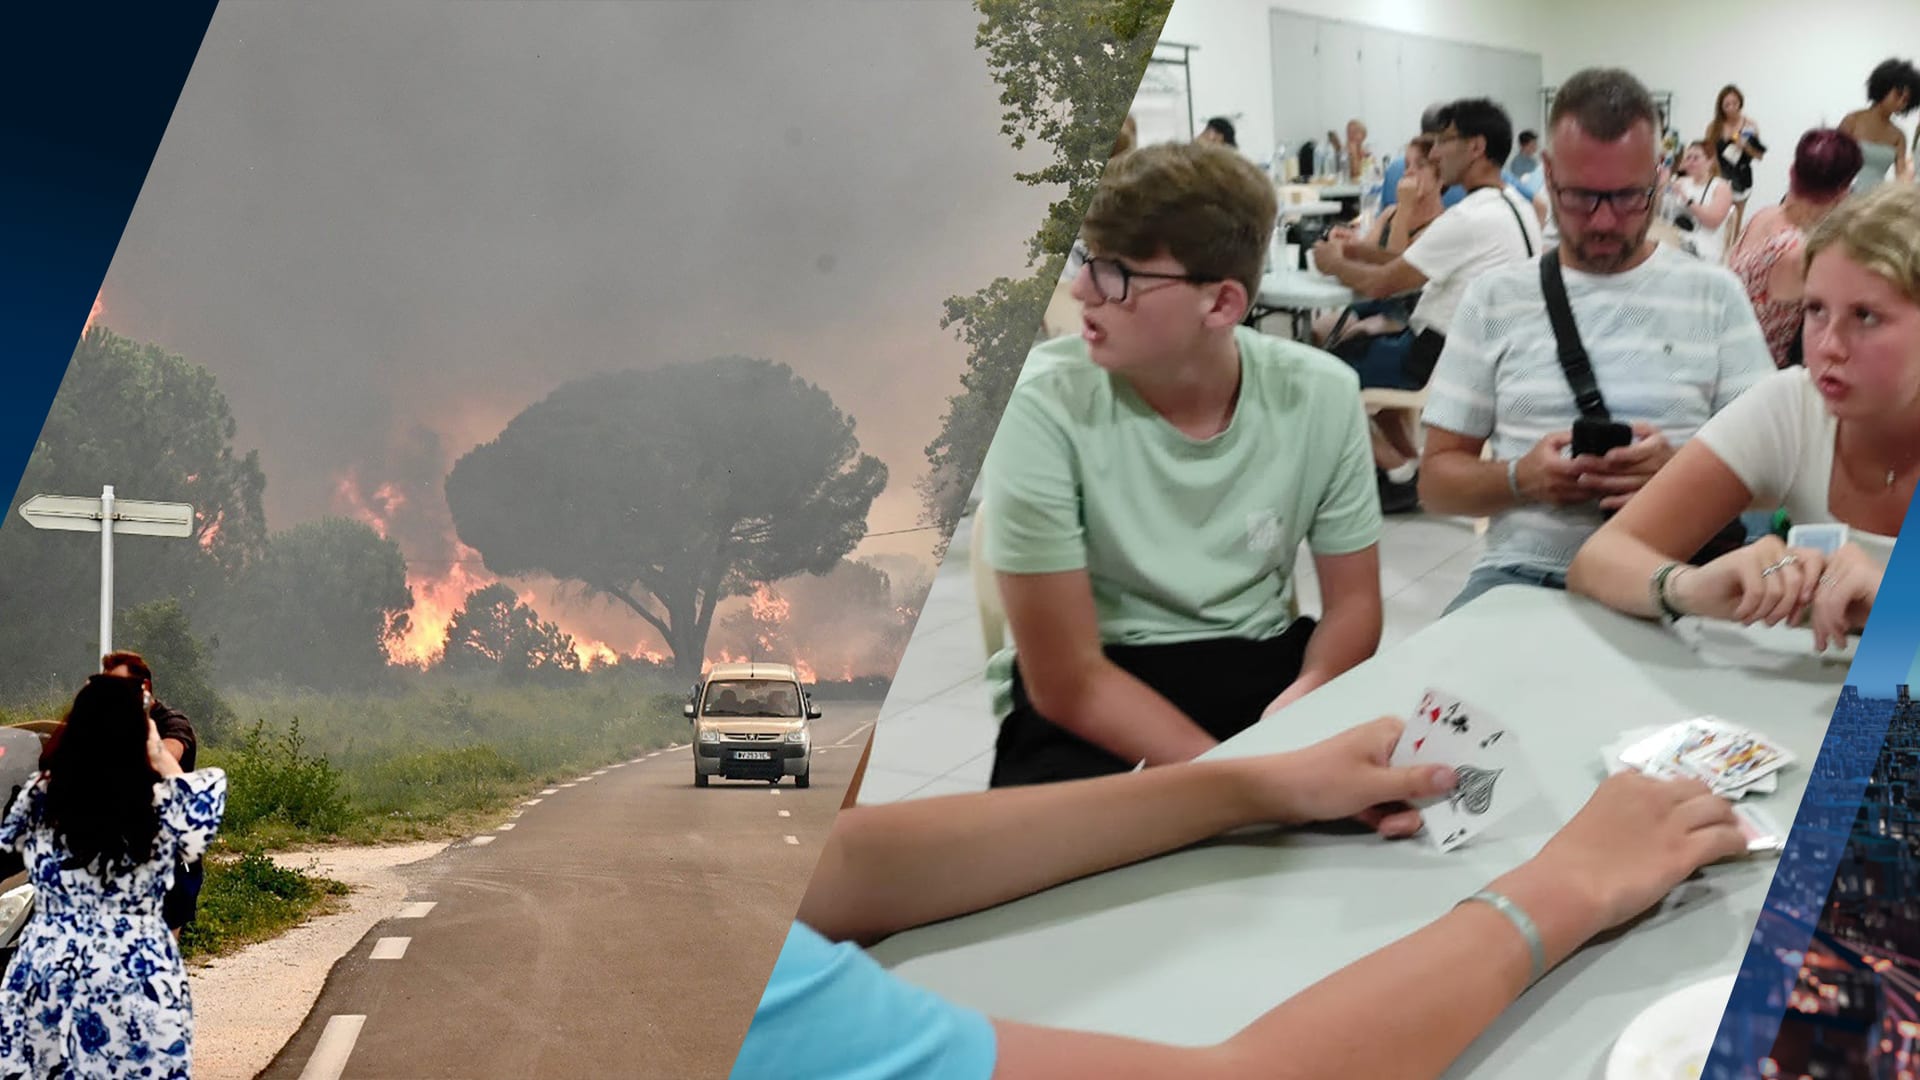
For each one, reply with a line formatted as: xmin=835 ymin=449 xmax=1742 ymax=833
xmin=1390 ymin=687 xmax=1537 ymax=854
xmin=1609 ymin=717 xmax=1795 ymax=799
xmin=1787 ymin=523 xmax=1850 ymax=557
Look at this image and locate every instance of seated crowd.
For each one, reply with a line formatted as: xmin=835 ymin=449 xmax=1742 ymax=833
xmin=727 ymin=63 xmax=1920 ymax=1080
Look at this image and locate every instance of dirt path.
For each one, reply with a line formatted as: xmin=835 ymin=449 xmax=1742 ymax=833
xmin=188 ymin=841 xmax=450 ymax=1080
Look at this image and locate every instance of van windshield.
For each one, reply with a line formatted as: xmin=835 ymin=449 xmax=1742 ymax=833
xmin=702 ymin=679 xmax=802 ymax=718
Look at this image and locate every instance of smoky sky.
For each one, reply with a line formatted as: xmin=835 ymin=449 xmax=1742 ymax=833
xmin=96 ymin=0 xmax=1054 ymax=577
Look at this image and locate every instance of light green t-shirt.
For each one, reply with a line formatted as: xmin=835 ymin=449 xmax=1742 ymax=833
xmin=979 ymin=326 xmax=1382 ymax=717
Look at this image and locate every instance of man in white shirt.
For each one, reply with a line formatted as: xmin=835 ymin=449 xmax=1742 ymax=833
xmin=1417 ymin=68 xmax=1775 ymax=614
xmin=1314 ymin=97 xmax=1542 ymax=511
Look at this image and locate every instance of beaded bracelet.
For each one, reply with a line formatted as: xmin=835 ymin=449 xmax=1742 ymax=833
xmin=1650 ymin=561 xmax=1687 ymax=621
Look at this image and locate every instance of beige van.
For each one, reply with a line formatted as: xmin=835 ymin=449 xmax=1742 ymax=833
xmin=686 ymin=661 xmax=818 ymax=788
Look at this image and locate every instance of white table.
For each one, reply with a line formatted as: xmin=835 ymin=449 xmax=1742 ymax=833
xmin=1252 ymin=269 xmax=1354 ymax=340
xmin=870 ymin=588 xmax=1846 ymax=1079
xmin=1280 ymin=200 xmax=1343 ymax=219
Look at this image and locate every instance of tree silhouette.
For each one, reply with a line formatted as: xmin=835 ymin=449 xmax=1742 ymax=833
xmin=445 ymin=357 xmax=886 ymax=675
xmin=216 ymin=518 xmax=413 ymax=689
xmin=0 ymin=326 xmax=267 ymax=690
xmin=439 ymin=583 xmax=581 ymax=680
xmin=921 ymin=0 xmax=1172 ymax=545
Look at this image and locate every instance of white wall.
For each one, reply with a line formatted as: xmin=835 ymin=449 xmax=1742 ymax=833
xmin=1160 ymin=0 xmax=1920 ymax=207
xmin=1160 ymin=0 xmax=1553 ymax=165
xmin=1540 ymin=0 xmax=1920 ymax=209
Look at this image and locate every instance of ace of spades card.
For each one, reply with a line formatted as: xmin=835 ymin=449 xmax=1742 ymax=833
xmin=1393 ymin=688 xmax=1538 ymax=853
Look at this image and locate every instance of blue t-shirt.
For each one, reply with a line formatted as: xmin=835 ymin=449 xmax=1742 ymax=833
xmin=1502 ymin=167 xmax=1543 ymax=201
xmin=729 ymin=923 xmax=999 ymax=1080
xmin=1380 ymin=152 xmax=1466 ymax=209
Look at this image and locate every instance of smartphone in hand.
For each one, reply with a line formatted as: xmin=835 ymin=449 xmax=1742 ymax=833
xmin=1570 ymin=417 xmax=1634 ymax=459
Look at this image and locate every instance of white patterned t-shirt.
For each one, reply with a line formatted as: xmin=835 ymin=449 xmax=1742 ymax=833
xmin=1421 ymin=244 xmax=1775 ymax=576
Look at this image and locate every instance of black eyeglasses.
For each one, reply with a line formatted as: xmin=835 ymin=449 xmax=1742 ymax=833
xmin=1553 ymin=186 xmax=1658 ymax=216
xmin=1071 ymin=241 xmax=1221 ymax=302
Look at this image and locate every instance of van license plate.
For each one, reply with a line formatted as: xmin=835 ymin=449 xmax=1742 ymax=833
xmin=733 ymin=750 xmax=772 ymax=760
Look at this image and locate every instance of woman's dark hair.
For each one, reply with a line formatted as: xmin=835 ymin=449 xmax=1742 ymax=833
xmin=1203 ymin=116 xmax=1237 ymax=147
xmin=1867 ymin=59 xmax=1920 ymax=108
xmin=41 ymin=674 xmax=161 ymax=876
xmin=1791 ymin=128 xmax=1865 ymax=200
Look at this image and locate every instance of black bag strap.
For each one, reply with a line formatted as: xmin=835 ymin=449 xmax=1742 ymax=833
xmin=1494 ymin=188 xmax=1535 ymax=257
xmin=1538 ymin=251 xmax=1611 ymax=421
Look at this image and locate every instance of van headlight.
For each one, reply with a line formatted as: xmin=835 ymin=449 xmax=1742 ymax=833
xmin=698 ymin=729 xmax=719 ymax=743
xmin=785 ymin=729 xmax=808 ymax=744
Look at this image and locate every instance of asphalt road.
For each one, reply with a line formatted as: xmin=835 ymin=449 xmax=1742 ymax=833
xmin=258 ymin=702 xmax=878 ymax=1080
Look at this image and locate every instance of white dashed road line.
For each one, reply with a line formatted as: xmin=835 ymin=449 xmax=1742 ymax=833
xmin=297 ymin=1014 xmax=366 ymax=1080
xmin=540 ymin=788 xmax=559 ymax=795
xmin=471 ymin=835 xmax=496 ymax=847
xmin=522 ymin=798 xmax=543 ymax=806
xmin=783 ymin=835 xmax=799 ymax=846
xmin=370 ymin=937 xmax=410 ymax=960
xmin=777 ymin=809 xmax=791 ymax=818
xmin=833 ymin=722 xmax=874 ymax=748
xmin=397 ymin=902 xmax=437 ymax=919
xmin=497 ymin=823 xmax=516 ymax=831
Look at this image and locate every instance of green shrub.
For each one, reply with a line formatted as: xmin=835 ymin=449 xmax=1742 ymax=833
xmin=180 ymin=848 xmax=349 ymax=959
xmin=208 ymin=719 xmax=353 ymax=838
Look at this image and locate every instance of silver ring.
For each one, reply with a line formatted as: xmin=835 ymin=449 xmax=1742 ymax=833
xmin=1760 ymin=554 xmax=1799 ymax=578
xmin=1819 ymin=574 xmax=1836 ymax=588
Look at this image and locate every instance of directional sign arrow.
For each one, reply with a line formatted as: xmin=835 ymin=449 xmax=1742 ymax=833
xmin=19 ymin=493 xmax=195 ymax=538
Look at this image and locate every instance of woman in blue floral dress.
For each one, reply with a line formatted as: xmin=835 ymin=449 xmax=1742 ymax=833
xmin=0 ymin=674 xmax=227 ymax=1079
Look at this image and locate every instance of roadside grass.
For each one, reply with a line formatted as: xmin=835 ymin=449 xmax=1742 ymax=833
xmin=180 ymin=846 xmax=351 ymax=961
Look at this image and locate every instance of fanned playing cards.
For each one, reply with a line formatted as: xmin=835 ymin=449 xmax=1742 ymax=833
xmin=1390 ymin=687 xmax=1536 ymax=853
xmin=1613 ymin=716 xmax=1795 ymax=797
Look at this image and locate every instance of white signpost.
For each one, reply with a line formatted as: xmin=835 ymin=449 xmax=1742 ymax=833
xmin=18 ymin=486 xmax=195 ymax=658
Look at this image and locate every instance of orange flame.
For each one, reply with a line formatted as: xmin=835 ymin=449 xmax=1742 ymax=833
xmin=196 ymin=510 xmax=224 ymax=552
xmin=331 ymin=468 xmax=663 ymax=668
xmin=573 ymin=641 xmax=619 ymax=670
xmin=82 ymin=293 xmax=103 ymax=337
xmin=390 ymin=544 xmax=494 ymax=667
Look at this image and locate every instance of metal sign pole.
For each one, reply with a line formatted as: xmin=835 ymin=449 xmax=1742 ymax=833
xmin=99 ymin=485 xmax=115 ymax=659
xmin=18 ymin=489 xmax=193 ymax=667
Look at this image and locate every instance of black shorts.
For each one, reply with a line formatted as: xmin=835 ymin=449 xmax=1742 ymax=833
xmin=989 ymin=618 xmax=1318 ymax=788
xmin=163 ymin=860 xmax=204 ymax=931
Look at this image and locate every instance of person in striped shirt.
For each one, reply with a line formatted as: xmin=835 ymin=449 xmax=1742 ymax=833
xmin=1416 ymin=67 xmax=1774 ymax=615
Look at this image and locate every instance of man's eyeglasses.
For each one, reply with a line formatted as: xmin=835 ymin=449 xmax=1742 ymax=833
xmin=1553 ymin=186 xmax=1657 ymax=217
xmin=1071 ymin=241 xmax=1221 ymax=303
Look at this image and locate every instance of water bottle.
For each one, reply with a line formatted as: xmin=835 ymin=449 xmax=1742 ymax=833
xmin=1271 ymin=142 xmax=1289 ymax=182
xmin=1359 ymin=158 xmax=1384 ymax=230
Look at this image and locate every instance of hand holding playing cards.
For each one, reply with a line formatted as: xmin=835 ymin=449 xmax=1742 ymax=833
xmin=1262 ymin=717 xmax=1460 ymax=838
xmin=1670 ymin=536 xmax=1826 ymax=628
xmin=1806 ymin=541 xmax=1879 ymax=651
xmin=1525 ymin=772 xmax=1745 ymax=933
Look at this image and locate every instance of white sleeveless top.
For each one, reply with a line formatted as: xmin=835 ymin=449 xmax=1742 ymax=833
xmin=1673 ymin=176 xmax=1728 ymax=264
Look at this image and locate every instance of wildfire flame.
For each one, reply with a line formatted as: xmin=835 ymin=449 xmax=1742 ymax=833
xmin=196 ymin=510 xmax=225 ymax=552
xmin=326 ymin=469 xmax=903 ymax=681
xmin=82 ymin=293 xmax=103 ymax=337
xmin=331 ymin=467 xmax=662 ymax=669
